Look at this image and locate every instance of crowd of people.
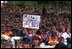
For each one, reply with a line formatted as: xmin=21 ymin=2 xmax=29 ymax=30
xmin=1 ymin=4 xmax=71 ymax=48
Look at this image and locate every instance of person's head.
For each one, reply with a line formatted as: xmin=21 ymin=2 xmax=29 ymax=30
xmin=3 ymin=30 xmax=13 ymax=37
xmin=2 ymin=41 xmax=12 ymax=48
xmin=40 ymin=26 xmax=45 ymax=33
xmin=33 ymin=36 xmax=40 ymax=46
xmin=6 ymin=26 xmax=12 ymax=31
xmin=22 ymin=28 xmax=28 ymax=35
xmin=50 ymin=26 xmax=56 ymax=32
xmin=28 ymin=29 xmax=33 ymax=34
xmin=52 ymin=32 xmax=57 ymax=37
xmin=32 ymin=29 xmax=36 ymax=33
xmin=60 ymin=26 xmax=65 ymax=32
xmin=22 ymin=42 xmax=31 ymax=48
xmin=65 ymin=27 xmax=70 ymax=33
xmin=36 ymin=30 xmax=41 ymax=35
xmin=45 ymin=27 xmax=50 ymax=33
xmin=21 ymin=37 xmax=31 ymax=48
xmin=59 ymin=37 xmax=64 ymax=43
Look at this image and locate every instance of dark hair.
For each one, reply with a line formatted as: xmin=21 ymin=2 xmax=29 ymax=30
xmin=22 ymin=37 xmax=30 ymax=44
xmin=36 ymin=30 xmax=41 ymax=35
xmin=33 ymin=36 xmax=40 ymax=41
xmin=66 ymin=38 xmax=71 ymax=44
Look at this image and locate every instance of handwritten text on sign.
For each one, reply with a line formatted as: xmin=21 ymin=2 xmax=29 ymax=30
xmin=23 ymin=14 xmax=40 ymax=29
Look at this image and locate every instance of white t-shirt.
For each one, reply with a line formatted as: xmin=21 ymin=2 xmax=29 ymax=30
xmin=40 ymin=42 xmax=45 ymax=48
xmin=61 ymin=32 xmax=71 ymax=45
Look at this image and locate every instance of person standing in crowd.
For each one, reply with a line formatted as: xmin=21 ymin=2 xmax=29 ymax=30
xmin=32 ymin=36 xmax=41 ymax=48
xmin=19 ymin=37 xmax=31 ymax=48
xmin=27 ymin=29 xmax=34 ymax=44
xmin=36 ymin=29 xmax=44 ymax=42
xmin=48 ymin=26 xmax=59 ymax=45
xmin=61 ymin=26 xmax=71 ymax=45
xmin=55 ymin=37 xmax=67 ymax=48
xmin=65 ymin=26 xmax=71 ymax=38
xmin=43 ymin=27 xmax=50 ymax=41
xmin=57 ymin=27 xmax=63 ymax=39
xmin=20 ymin=28 xmax=28 ymax=38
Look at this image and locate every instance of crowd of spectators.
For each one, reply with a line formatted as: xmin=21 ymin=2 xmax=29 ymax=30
xmin=1 ymin=4 xmax=71 ymax=48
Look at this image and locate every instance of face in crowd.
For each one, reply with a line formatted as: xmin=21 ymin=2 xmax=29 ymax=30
xmin=21 ymin=42 xmax=31 ymax=48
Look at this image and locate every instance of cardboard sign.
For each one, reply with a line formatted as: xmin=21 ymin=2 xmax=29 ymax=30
xmin=23 ymin=14 xmax=40 ymax=29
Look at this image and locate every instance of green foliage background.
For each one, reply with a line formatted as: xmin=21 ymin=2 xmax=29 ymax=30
xmin=6 ymin=1 xmax=71 ymax=11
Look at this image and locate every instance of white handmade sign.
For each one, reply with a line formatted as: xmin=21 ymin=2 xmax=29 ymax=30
xmin=23 ymin=14 xmax=40 ymax=29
